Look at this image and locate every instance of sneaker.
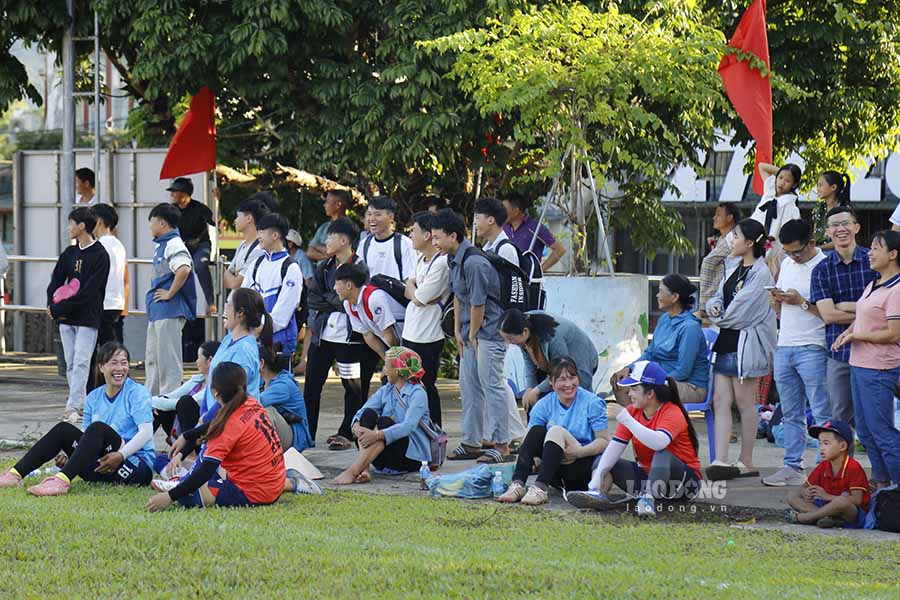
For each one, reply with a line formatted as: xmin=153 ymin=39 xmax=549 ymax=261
xmin=0 ymin=470 xmax=23 ymax=489
xmin=150 ymin=478 xmax=181 ymax=493
xmin=496 ymin=481 xmax=526 ymax=503
xmin=566 ymin=489 xmax=617 ymax=511
xmin=816 ymin=516 xmax=845 ymax=529
xmin=762 ymin=466 xmax=806 ymax=487
xmin=635 ymin=494 xmax=657 ymax=518
xmin=286 ymin=469 xmax=323 ymax=495
xmin=784 ymin=509 xmax=800 ymax=524
xmin=520 ymin=485 xmax=549 ymax=506
xmin=27 ymin=475 xmax=70 ymax=497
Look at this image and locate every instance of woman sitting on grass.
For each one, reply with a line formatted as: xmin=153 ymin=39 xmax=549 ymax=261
xmin=147 ymin=362 xmax=295 ymax=511
xmin=566 ymin=361 xmax=702 ymax=518
xmin=152 ymin=340 xmax=220 ymax=443
xmin=497 ymin=357 xmax=609 ymax=506
xmin=259 ymin=343 xmax=314 ymax=454
xmin=0 ymin=342 xmax=154 ymax=495
xmin=333 ymin=347 xmax=432 ymax=485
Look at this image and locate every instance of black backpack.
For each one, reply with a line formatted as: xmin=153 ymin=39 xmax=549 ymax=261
xmin=493 ymin=239 xmax=546 ymax=311
xmin=369 ymin=273 xmax=410 ymax=308
xmin=361 ymin=233 xmax=405 ymax=280
xmin=460 ymin=246 xmax=529 ymax=312
xmin=871 ymin=487 xmax=900 ymax=532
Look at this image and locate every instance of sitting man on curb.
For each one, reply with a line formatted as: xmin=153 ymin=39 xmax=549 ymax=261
xmin=785 ymin=420 xmax=871 ymax=529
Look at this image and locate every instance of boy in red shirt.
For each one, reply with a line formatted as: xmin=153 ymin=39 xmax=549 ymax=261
xmin=786 ymin=420 xmax=870 ymax=528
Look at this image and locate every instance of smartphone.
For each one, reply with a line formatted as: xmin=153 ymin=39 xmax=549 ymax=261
xmin=764 ymin=286 xmax=783 ymax=293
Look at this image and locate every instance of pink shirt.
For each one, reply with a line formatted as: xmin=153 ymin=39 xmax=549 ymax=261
xmin=849 ymin=273 xmax=900 ymax=369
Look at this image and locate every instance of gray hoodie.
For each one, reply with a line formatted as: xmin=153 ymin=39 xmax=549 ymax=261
xmin=706 ymin=257 xmax=778 ymax=379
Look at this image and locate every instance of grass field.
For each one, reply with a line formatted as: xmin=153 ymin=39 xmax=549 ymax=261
xmin=1 ymin=478 xmax=898 ymax=599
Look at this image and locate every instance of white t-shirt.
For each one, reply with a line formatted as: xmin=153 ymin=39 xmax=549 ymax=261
xmin=776 ymin=249 xmax=828 ymax=347
xmin=402 ymin=253 xmax=450 ymax=343
xmin=750 ymin=174 xmax=801 ymax=240
xmin=98 ymin=235 xmax=126 ymax=311
xmin=360 ymin=233 xmax=417 ymax=280
xmin=345 ymin=287 xmax=406 ymax=347
xmin=231 ymin=238 xmax=266 ymax=278
xmin=241 ymin=251 xmax=304 ymax=335
xmin=889 ymin=203 xmax=900 ymax=228
xmin=483 ymin=230 xmax=519 ymax=266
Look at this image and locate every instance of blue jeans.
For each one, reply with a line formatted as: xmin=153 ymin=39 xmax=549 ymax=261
xmin=850 ymin=365 xmax=900 ymax=484
xmin=774 ymin=345 xmax=831 ymax=470
xmin=59 ymin=324 xmax=99 ymax=412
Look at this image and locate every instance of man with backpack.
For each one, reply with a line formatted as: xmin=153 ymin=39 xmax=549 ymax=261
xmin=334 ymin=262 xmax=407 ymax=359
xmin=224 ymin=195 xmax=270 ymax=290
xmin=360 ymin=195 xmax=417 ymax=282
xmin=242 ymin=213 xmax=303 ymax=360
xmin=432 ymin=209 xmax=512 ymax=464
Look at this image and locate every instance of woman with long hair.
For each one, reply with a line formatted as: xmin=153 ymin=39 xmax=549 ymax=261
xmin=499 ymin=309 xmax=599 ymax=415
xmin=0 ymin=342 xmax=154 ymax=495
xmin=705 ymin=219 xmax=777 ymax=481
xmin=566 ymin=361 xmax=702 ymax=518
xmin=497 ymin=357 xmax=609 ymax=506
xmin=813 ymin=171 xmax=851 ymax=250
xmin=146 ymin=362 xmax=288 ymax=511
xmin=259 ymin=343 xmax=314 ymax=454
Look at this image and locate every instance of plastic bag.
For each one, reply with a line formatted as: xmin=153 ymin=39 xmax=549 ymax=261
xmin=426 ymin=464 xmax=493 ymax=499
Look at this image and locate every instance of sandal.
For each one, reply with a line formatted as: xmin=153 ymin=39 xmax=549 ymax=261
xmin=705 ymin=460 xmax=740 ymax=481
xmin=447 ymin=445 xmax=484 ymax=461
xmin=328 ymin=435 xmax=353 ymax=451
xmin=784 ymin=509 xmax=800 ymax=524
xmin=476 ymin=448 xmax=512 ymax=464
xmin=496 ymin=481 xmax=526 ymax=503
xmin=520 ymin=485 xmax=549 ymax=506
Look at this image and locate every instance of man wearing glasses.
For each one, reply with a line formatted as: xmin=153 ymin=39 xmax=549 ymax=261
xmin=809 ymin=206 xmax=877 ymax=445
xmin=763 ymin=219 xmax=830 ymax=486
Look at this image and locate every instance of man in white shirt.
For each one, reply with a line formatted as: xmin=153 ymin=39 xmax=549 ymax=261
xmin=224 ymin=195 xmax=270 ymax=290
xmin=75 ymin=168 xmax=97 ymax=205
xmin=242 ymin=213 xmax=304 ymax=360
xmin=763 ymin=219 xmax=831 ymax=487
xmin=475 ymin=197 xmax=519 ymax=266
xmin=90 ymin=204 xmax=127 ymax=387
xmin=334 ymin=262 xmax=406 ymax=358
xmin=402 ymin=211 xmax=450 ymax=425
xmin=360 ymin=195 xmax=417 ymax=282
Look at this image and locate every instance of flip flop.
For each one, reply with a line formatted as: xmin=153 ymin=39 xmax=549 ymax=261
xmin=476 ymin=448 xmax=512 ymax=464
xmin=328 ymin=435 xmax=353 ymax=451
xmin=705 ymin=463 xmax=740 ymax=481
xmin=447 ymin=445 xmax=484 ymax=461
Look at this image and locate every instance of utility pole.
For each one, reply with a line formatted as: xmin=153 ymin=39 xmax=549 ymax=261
xmin=61 ymin=0 xmax=75 ymax=248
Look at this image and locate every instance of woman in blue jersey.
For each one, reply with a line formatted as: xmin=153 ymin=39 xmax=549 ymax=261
xmin=0 ymin=342 xmax=155 ymax=495
xmin=259 ymin=343 xmax=314 ymax=453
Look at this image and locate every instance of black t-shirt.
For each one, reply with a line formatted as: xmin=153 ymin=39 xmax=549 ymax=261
xmin=177 ymin=199 xmax=214 ymax=250
xmin=713 ymin=263 xmax=752 ymax=354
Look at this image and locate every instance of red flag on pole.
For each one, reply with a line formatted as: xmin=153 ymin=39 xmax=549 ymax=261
xmin=718 ymin=0 xmax=772 ymax=195
xmin=159 ymin=86 xmax=216 ymax=179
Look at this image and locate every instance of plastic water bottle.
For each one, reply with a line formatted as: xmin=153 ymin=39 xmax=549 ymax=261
xmin=492 ymin=470 xmax=507 ymax=498
xmin=28 ymin=466 xmax=59 ymax=478
xmin=419 ymin=461 xmax=431 ymax=490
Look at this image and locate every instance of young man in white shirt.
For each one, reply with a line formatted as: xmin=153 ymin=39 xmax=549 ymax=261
xmin=224 ymin=195 xmax=270 ymax=290
xmin=89 ymin=204 xmax=127 ymax=386
xmin=241 ymin=213 xmax=304 ymax=360
xmin=360 ymin=195 xmax=417 ymax=282
xmin=763 ymin=219 xmax=831 ymax=487
xmin=305 ymin=218 xmax=366 ymax=446
xmin=475 ymin=197 xmax=519 ymax=266
xmin=402 ymin=211 xmax=450 ymax=425
xmin=334 ymin=262 xmax=406 ymax=358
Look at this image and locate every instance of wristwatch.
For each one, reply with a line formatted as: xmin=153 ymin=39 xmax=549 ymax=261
xmin=801 ymin=300 xmax=810 ymax=311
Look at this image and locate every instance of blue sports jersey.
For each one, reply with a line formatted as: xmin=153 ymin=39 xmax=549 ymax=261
xmin=528 ymin=387 xmax=608 ymax=446
xmin=83 ymin=378 xmax=155 ymax=468
xmin=201 ymin=331 xmax=261 ymax=418
xmin=260 ymin=370 xmax=314 ymax=453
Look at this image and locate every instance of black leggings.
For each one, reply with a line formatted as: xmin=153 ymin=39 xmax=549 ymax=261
xmin=512 ymin=425 xmax=595 ymax=490
xmin=358 ymin=409 xmax=420 ymax=473
xmin=609 ymin=450 xmax=700 ymax=500
xmin=303 ymin=340 xmax=364 ymax=440
xmin=13 ymin=421 xmax=151 ymax=485
xmin=153 ymin=395 xmax=201 ymax=438
xmin=402 ymin=338 xmax=445 ymax=426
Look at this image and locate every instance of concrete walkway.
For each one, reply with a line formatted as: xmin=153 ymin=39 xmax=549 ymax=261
xmin=1 ymin=356 xmax=895 ymax=541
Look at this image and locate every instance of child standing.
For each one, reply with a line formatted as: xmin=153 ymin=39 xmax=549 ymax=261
xmin=145 ymin=203 xmax=196 ymax=396
xmin=48 ymin=207 xmax=110 ymax=423
xmin=786 ymin=420 xmax=871 ymax=528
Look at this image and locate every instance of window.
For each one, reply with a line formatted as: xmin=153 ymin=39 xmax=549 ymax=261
xmin=704 ymin=151 xmax=733 ymax=202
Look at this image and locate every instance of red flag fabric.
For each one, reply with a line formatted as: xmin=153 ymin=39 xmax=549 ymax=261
xmin=718 ymin=0 xmax=771 ymax=195
xmin=159 ymin=86 xmax=216 ymax=179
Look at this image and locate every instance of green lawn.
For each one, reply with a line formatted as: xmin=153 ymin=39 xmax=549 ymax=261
xmin=0 ymin=478 xmax=898 ymax=599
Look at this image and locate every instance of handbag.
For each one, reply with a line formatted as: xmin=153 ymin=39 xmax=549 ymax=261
xmin=394 ymin=387 xmax=448 ymax=468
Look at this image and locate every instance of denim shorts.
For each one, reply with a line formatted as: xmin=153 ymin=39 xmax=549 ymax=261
xmin=814 ymin=498 xmax=866 ymax=529
xmin=713 ymin=352 xmax=739 ymax=377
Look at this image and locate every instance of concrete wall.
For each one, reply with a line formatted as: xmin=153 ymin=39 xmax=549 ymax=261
xmin=505 ymin=274 xmax=649 ymax=396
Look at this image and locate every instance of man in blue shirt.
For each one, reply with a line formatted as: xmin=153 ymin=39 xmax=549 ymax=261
xmin=432 ymin=209 xmax=511 ymax=462
xmin=809 ymin=206 xmax=876 ymax=437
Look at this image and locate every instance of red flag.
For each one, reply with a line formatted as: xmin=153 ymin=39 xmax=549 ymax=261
xmin=160 ymin=86 xmax=216 ymax=179
xmin=718 ymin=0 xmax=771 ymax=195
